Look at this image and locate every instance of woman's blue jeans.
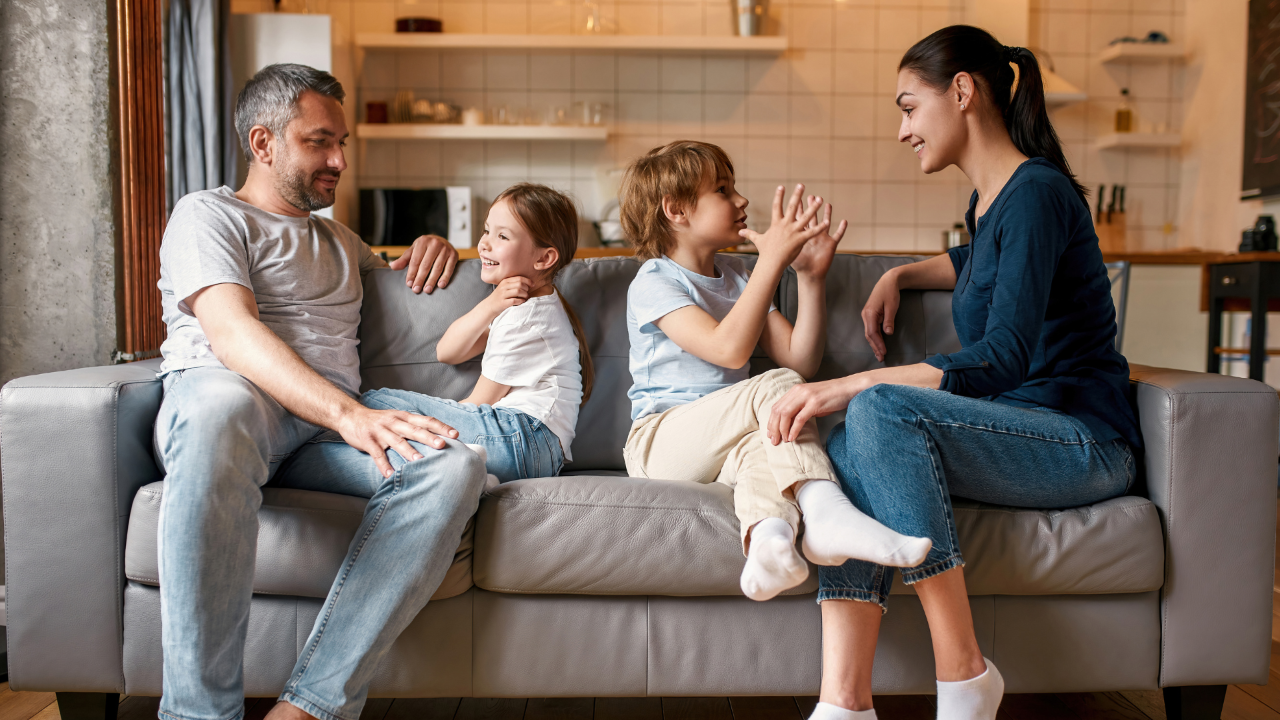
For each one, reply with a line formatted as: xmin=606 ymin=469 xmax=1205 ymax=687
xmin=819 ymin=384 xmax=1135 ymax=610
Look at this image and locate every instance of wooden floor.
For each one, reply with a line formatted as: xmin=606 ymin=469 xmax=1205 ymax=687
xmin=3 ymin=507 xmax=1279 ymax=720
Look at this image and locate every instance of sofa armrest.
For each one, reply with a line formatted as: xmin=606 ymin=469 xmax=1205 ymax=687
xmin=1 ymin=360 xmax=164 ymax=691
xmin=1131 ymin=364 xmax=1278 ymax=687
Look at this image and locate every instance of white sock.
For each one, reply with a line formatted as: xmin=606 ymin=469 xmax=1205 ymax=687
xmin=796 ymin=479 xmax=932 ymax=568
xmin=739 ymin=517 xmax=809 ymax=601
xmin=936 ymin=658 xmax=1004 ymax=720
xmin=463 ymin=444 xmax=500 ymax=490
xmin=809 ymin=701 xmax=877 ymax=720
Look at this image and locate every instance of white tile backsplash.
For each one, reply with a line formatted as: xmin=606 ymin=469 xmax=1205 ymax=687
xmin=339 ymin=0 xmax=1185 ymax=248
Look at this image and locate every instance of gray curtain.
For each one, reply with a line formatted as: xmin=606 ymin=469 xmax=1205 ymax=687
xmin=166 ymin=0 xmax=236 ymax=211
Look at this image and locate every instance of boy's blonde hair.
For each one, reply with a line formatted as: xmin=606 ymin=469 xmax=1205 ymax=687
xmin=618 ymin=140 xmax=736 ymax=261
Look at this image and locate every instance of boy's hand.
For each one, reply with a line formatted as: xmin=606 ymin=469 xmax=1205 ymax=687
xmin=739 ymin=184 xmax=829 ymax=269
xmin=790 ymin=195 xmax=846 ymax=280
xmin=483 ymin=277 xmax=532 ymax=318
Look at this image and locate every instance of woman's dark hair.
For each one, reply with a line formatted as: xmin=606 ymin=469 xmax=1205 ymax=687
xmin=899 ymin=25 xmax=1087 ymax=205
xmin=493 ymin=183 xmax=595 ymax=403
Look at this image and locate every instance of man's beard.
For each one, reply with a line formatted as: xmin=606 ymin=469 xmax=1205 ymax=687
xmin=275 ymin=145 xmax=338 ymax=213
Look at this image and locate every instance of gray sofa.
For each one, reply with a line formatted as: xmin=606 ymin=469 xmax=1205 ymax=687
xmin=2 ymin=254 xmax=1276 ymax=720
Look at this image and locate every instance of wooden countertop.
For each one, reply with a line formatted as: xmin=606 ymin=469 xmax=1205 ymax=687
xmin=371 ymin=245 xmax=1270 ymax=265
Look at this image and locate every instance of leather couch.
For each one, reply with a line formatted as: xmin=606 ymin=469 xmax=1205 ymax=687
xmin=2 ymin=255 xmax=1276 ymax=720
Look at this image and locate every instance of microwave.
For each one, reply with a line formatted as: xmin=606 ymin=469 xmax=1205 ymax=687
xmin=358 ymin=187 xmax=472 ymax=249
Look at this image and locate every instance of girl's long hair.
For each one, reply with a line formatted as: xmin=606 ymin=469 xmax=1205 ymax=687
xmin=899 ymin=25 xmax=1088 ymax=205
xmin=493 ymin=183 xmax=595 ymax=402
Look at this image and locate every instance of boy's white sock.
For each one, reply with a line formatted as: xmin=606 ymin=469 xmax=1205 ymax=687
xmin=796 ymin=479 xmax=932 ymax=568
xmin=739 ymin=517 xmax=809 ymax=601
xmin=936 ymin=658 xmax=1004 ymax=720
xmin=809 ymin=701 xmax=877 ymax=720
xmin=463 ymin=444 xmax=500 ymax=491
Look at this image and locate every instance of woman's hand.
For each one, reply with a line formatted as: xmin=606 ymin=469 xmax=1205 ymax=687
xmin=790 ymin=195 xmax=846 ymax=280
xmin=767 ymin=375 xmax=866 ymax=445
xmin=862 ymin=268 xmax=902 ymax=362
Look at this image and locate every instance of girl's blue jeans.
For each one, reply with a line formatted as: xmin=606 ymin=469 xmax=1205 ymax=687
xmin=360 ymin=387 xmax=565 ymax=482
xmin=819 ymin=384 xmax=1135 ymax=611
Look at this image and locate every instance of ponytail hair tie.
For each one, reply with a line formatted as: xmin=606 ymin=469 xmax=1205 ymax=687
xmin=1004 ymin=45 xmax=1027 ymax=63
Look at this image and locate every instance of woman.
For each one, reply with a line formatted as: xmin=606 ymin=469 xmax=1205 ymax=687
xmin=767 ymin=26 xmax=1141 ymax=720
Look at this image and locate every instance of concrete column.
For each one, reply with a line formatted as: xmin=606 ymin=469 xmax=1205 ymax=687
xmin=0 ymin=0 xmax=118 ymax=388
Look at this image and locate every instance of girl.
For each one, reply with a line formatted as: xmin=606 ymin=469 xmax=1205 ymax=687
xmin=361 ymin=183 xmax=594 ymax=482
xmin=768 ymin=27 xmax=1139 ymax=720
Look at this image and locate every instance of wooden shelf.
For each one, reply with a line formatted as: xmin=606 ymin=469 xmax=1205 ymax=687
xmin=355 ymin=33 xmax=789 ymax=53
xmin=1099 ymin=43 xmax=1186 ymax=63
xmin=356 ymin=123 xmax=608 ymax=141
xmin=1095 ymin=132 xmax=1181 ymax=150
xmin=1214 ymin=347 xmax=1280 ymax=357
xmin=1045 ymin=91 xmax=1088 ymax=108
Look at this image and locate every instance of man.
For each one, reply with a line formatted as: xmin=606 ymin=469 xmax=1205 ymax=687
xmin=154 ymin=63 xmax=483 ymax=720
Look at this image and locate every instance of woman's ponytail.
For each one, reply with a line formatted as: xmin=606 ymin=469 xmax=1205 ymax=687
xmin=900 ymin=26 xmax=1088 ymax=206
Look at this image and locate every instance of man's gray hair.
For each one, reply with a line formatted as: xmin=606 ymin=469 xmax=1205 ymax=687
xmin=235 ymin=63 xmax=345 ymax=164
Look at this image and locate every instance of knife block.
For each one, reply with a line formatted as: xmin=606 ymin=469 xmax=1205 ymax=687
xmin=1095 ymin=212 xmax=1127 ymax=253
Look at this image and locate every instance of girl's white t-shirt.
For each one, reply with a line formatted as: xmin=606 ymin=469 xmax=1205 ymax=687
xmin=481 ymin=292 xmax=584 ymax=460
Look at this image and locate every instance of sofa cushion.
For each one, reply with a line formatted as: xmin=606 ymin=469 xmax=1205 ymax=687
xmin=123 ymin=481 xmax=474 ymax=601
xmin=474 ymin=475 xmax=1165 ymax=597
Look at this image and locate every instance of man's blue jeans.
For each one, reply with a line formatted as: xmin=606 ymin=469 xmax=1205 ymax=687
xmin=818 ymin=384 xmax=1135 ymax=610
xmin=153 ymin=367 xmax=487 ymax=720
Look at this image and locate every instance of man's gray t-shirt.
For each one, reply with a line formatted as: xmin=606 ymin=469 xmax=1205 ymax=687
xmin=157 ymin=186 xmax=386 ymax=397
xmin=626 ymin=254 xmax=775 ymax=421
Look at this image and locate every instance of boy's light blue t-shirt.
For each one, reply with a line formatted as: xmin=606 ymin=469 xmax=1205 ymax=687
xmin=626 ymin=254 xmax=775 ymax=421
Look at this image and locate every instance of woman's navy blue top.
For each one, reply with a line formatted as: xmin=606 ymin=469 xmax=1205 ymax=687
xmin=922 ymin=158 xmax=1142 ymax=450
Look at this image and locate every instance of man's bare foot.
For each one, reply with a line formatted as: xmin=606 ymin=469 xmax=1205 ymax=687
xmin=263 ymin=701 xmax=318 ymax=720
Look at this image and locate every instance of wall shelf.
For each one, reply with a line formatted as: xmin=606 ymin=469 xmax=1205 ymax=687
xmin=1046 ymin=90 xmax=1088 ymax=108
xmin=355 ymin=33 xmax=789 ymax=53
xmin=1099 ymin=43 xmax=1186 ymax=63
xmin=356 ymin=123 xmax=609 ymax=140
xmin=1095 ymin=132 xmax=1181 ymax=150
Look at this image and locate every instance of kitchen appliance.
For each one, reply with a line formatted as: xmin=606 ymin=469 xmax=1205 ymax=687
xmin=942 ymin=222 xmax=969 ymax=250
xmin=359 ymin=187 xmax=472 ymax=249
xmin=395 ymin=17 xmax=442 ymax=32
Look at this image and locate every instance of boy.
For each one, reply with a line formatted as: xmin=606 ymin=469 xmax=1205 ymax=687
xmin=620 ymin=141 xmax=931 ymax=601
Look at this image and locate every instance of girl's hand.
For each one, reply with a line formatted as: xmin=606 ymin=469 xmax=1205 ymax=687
xmin=862 ymin=269 xmax=901 ymax=362
xmin=483 ymin=276 xmax=531 ymax=317
xmin=739 ymin=184 xmax=829 ymax=269
xmin=790 ymin=195 xmax=846 ymax=280
xmin=766 ymin=375 xmax=866 ymax=445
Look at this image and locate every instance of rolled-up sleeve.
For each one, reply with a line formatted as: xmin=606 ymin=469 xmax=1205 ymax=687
xmin=946 ymin=244 xmax=971 ymax=276
xmin=924 ymin=182 xmax=1070 ymax=398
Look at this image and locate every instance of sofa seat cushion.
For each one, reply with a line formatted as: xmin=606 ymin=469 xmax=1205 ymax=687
xmin=473 ymin=476 xmax=1165 ymax=597
xmin=124 ymin=481 xmax=474 ymax=601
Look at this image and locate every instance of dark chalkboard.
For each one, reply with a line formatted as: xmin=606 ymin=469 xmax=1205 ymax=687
xmin=1243 ymin=0 xmax=1280 ymax=198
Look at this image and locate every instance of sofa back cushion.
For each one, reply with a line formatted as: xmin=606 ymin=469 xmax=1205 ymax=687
xmin=358 ymin=254 xmax=961 ymax=471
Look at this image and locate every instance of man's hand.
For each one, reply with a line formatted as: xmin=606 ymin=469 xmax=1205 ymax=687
xmin=482 ymin=276 xmax=531 ymax=317
xmin=336 ymin=404 xmax=460 ymax=479
xmin=790 ymin=195 xmax=846 ymax=280
xmin=739 ymin=184 xmax=829 ymax=269
xmin=389 ymin=234 xmax=458 ymax=294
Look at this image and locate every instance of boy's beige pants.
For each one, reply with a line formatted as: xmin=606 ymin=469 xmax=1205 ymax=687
xmin=622 ymin=368 xmax=839 ymax=554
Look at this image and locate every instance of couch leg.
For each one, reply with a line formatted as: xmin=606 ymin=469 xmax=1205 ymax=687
xmin=1163 ymin=685 xmax=1227 ymax=720
xmin=55 ymin=693 xmax=119 ymax=720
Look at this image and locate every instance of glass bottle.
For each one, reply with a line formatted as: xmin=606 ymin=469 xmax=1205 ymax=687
xmin=1115 ymin=88 xmax=1133 ymax=133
